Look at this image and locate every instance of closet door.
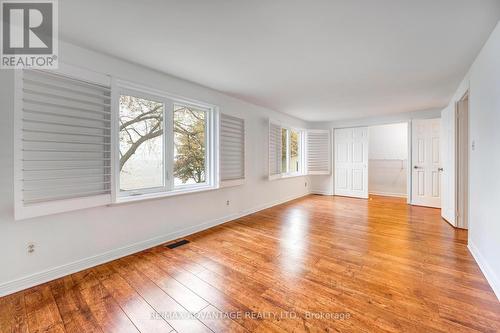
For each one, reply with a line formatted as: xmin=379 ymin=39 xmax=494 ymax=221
xmin=334 ymin=127 xmax=369 ymax=198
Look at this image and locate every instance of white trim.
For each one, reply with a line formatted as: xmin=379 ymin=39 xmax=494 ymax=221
xmin=0 ymin=192 xmax=310 ymax=297
xmin=468 ymin=241 xmax=500 ymax=301
xmin=407 ymin=120 xmax=412 ymax=204
xmin=368 ymin=191 xmax=407 ymax=198
xmin=16 ymin=194 xmax=111 ymax=220
xmin=310 ymin=190 xmax=334 ymax=196
xmin=114 ymin=79 xmax=218 ymax=111
xmin=269 ymin=173 xmax=307 ymax=181
xmin=113 ymin=184 xmax=217 ymax=205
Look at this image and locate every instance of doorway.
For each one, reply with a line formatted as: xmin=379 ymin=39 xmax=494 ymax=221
xmin=368 ymin=123 xmax=408 ymax=198
xmin=333 ymin=124 xmax=409 ymax=200
xmin=456 ymin=92 xmax=469 ymax=229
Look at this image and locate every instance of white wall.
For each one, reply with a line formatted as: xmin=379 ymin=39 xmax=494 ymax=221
xmin=368 ymin=123 xmax=408 ymax=197
xmin=442 ymin=22 xmax=500 ymax=300
xmin=0 ymin=41 xmax=311 ymax=295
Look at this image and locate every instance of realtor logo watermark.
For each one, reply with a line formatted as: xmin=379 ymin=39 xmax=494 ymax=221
xmin=1 ymin=0 xmax=58 ymax=68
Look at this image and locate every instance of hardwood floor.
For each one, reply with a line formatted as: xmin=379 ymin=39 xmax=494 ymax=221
xmin=1 ymin=195 xmax=499 ymax=332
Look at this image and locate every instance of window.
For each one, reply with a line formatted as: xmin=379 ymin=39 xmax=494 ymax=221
xmin=116 ymin=84 xmax=215 ymax=200
xmin=269 ymin=121 xmax=305 ymax=179
xmin=119 ymin=95 xmax=164 ymax=191
xmin=290 ymin=129 xmax=300 ymax=173
xmin=282 ymin=127 xmax=303 ymax=175
xmin=173 ymin=104 xmax=207 ymax=187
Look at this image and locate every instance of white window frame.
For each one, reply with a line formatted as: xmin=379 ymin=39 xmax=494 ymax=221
xmin=269 ymin=120 xmax=306 ymax=180
xmin=112 ymin=80 xmax=218 ymax=203
xmin=172 ymin=101 xmax=212 ymax=191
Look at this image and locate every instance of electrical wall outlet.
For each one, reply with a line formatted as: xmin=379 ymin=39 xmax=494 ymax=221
xmin=27 ymin=242 xmax=35 ymax=254
xmin=226 ymin=200 xmax=230 ymax=206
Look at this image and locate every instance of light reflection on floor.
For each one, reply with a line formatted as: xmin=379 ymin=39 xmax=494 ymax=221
xmin=278 ymin=208 xmax=310 ymax=277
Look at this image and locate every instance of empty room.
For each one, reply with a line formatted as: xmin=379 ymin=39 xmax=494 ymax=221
xmin=1 ymin=1 xmax=500 ymax=332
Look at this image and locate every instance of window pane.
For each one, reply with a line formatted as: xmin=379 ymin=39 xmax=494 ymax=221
xmin=281 ymin=128 xmax=288 ymax=173
xmin=290 ymin=130 xmax=300 ymax=173
xmin=119 ymin=95 xmax=164 ymax=191
xmin=174 ymin=104 xmax=206 ymax=186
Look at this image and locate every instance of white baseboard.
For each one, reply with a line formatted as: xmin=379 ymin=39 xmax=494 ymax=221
xmin=310 ymin=190 xmax=334 ymax=196
xmin=369 ymin=191 xmax=407 ymax=198
xmin=468 ymin=241 xmax=500 ymax=301
xmin=0 ymin=192 xmax=309 ymax=297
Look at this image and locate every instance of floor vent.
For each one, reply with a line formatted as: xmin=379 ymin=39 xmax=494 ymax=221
xmin=165 ymin=239 xmax=190 ymax=249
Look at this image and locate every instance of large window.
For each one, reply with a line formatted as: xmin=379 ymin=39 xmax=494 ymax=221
xmin=117 ymin=87 xmax=214 ymax=199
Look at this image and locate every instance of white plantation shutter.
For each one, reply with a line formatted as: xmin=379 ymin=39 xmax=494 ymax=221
xmin=306 ymin=130 xmax=331 ymax=174
xmin=220 ymin=113 xmax=245 ymax=186
xmin=14 ymin=67 xmax=112 ymax=219
xmin=269 ymin=121 xmax=282 ymax=178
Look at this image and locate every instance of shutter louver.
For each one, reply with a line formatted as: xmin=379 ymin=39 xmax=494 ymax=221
xmin=15 ymin=68 xmax=112 ymax=219
xmin=306 ymin=130 xmax=331 ymax=174
xmin=220 ymin=113 xmax=245 ymax=186
xmin=269 ymin=122 xmax=282 ymax=178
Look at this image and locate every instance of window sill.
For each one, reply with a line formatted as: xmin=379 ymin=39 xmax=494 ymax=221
xmin=269 ymin=173 xmax=307 ymax=181
xmin=112 ymin=184 xmax=218 ymax=205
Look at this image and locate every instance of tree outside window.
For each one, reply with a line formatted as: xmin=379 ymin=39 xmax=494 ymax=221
xmin=119 ymin=96 xmax=208 ymax=192
xmin=290 ymin=130 xmax=300 ymax=173
xmin=173 ymin=105 xmax=206 ymax=186
xmin=119 ymin=95 xmax=164 ymax=191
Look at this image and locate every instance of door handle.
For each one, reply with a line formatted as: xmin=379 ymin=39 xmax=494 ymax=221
xmin=438 ymin=167 xmax=444 ymax=172
xmin=413 ymin=166 xmax=422 ymax=169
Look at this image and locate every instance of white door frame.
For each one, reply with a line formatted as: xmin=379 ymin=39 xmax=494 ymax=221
xmin=456 ymin=91 xmax=469 ymax=229
xmin=407 ymin=120 xmax=412 ymax=204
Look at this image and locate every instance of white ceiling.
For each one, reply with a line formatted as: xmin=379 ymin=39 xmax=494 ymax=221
xmin=60 ymin=0 xmax=500 ymax=122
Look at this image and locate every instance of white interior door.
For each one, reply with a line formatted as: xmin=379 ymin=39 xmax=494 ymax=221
xmin=334 ymin=127 xmax=369 ymax=198
xmin=411 ymin=118 xmax=441 ymax=208
xmin=440 ymin=107 xmax=456 ymax=224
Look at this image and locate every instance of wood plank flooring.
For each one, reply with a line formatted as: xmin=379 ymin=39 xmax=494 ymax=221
xmin=1 ymin=195 xmax=499 ymax=332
